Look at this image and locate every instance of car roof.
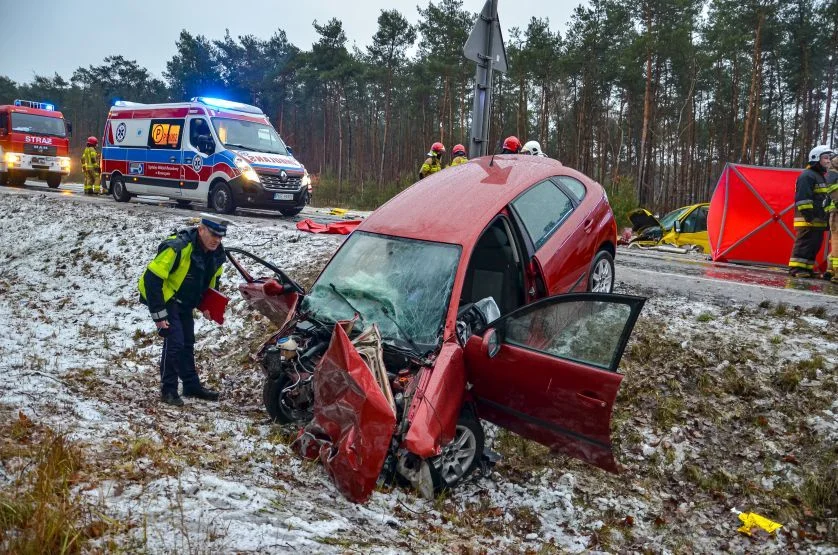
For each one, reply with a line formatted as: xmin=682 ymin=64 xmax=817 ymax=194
xmin=359 ymin=155 xmax=598 ymax=245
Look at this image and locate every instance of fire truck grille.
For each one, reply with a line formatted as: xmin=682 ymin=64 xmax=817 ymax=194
xmin=23 ymin=144 xmax=57 ymax=156
xmin=259 ymin=173 xmax=303 ymax=190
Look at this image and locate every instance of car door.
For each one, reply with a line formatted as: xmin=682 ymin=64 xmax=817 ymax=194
xmin=463 ymin=293 xmax=645 ymax=472
xmin=144 ymin=118 xmax=183 ymax=197
xmin=182 ymin=117 xmax=213 ymax=200
xmin=509 ymin=179 xmax=590 ymax=294
xmin=675 ymin=205 xmax=710 ymax=252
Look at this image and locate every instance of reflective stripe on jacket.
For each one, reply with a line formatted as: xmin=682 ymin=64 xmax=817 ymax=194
xmin=419 ymin=156 xmax=442 ymax=179
xmin=81 ymin=146 xmax=99 ymax=172
xmin=793 ymin=168 xmax=828 ymax=228
xmin=450 ymin=155 xmax=468 ymax=167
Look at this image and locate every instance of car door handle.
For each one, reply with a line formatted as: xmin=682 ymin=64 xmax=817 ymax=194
xmin=577 ymin=392 xmax=607 ymax=408
xmin=584 ymin=219 xmax=594 ymax=233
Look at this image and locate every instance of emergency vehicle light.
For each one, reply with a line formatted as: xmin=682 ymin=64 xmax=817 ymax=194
xmin=113 ymin=100 xmax=147 ymax=107
xmin=14 ymin=99 xmax=55 ymax=111
xmin=192 ymin=97 xmax=263 ymax=115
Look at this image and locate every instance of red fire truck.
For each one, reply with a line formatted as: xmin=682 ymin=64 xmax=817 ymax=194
xmin=0 ymin=99 xmax=72 ymax=188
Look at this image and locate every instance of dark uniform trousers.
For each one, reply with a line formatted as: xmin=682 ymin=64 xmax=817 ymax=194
xmin=160 ymin=301 xmax=201 ymax=396
xmin=790 ymin=227 xmax=825 ymax=270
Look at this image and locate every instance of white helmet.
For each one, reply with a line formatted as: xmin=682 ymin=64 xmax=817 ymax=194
xmin=808 ymin=144 xmax=833 ymax=163
xmin=522 ymin=140 xmax=547 ymax=157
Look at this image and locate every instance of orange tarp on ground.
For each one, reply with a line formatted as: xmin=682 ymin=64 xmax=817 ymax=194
xmin=708 ymin=164 xmax=829 ymax=272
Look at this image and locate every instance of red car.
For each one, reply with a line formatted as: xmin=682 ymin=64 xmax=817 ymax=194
xmin=232 ymin=155 xmax=645 ymax=502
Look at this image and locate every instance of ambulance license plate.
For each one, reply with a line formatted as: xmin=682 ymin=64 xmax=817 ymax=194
xmin=274 ymin=193 xmax=294 ymax=201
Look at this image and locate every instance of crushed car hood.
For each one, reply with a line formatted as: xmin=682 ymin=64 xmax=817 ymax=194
xmin=628 ymin=208 xmax=661 ymax=232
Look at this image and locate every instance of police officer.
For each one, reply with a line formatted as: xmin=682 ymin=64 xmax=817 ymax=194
xmin=139 ymin=214 xmax=230 ymax=406
xmin=450 ymin=144 xmax=468 ymax=167
xmin=789 ymin=145 xmax=831 ymax=278
xmin=419 ymin=142 xmax=446 ymax=179
xmin=81 ymin=136 xmax=101 ymax=195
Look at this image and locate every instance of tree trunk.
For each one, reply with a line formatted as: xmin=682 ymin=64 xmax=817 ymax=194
xmin=638 ymin=2 xmax=654 ymax=203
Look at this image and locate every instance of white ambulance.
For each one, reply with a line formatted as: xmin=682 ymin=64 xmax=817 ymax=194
xmin=102 ymin=97 xmax=311 ymax=215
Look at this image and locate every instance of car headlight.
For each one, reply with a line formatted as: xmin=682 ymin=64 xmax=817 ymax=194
xmin=234 ymin=156 xmax=259 ymax=182
xmin=5 ymin=152 xmax=21 ymax=164
xmin=59 ymin=157 xmax=71 ymax=169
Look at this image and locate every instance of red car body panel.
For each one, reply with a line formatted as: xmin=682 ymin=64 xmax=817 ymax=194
xmin=238 ymin=279 xmax=299 ymax=328
xmin=403 ymin=342 xmax=466 ymax=457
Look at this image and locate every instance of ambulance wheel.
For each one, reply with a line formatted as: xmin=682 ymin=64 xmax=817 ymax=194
xmin=46 ymin=174 xmax=61 ymax=188
xmin=210 ymin=181 xmax=235 ymax=214
xmin=111 ymin=174 xmax=130 ymax=202
xmin=279 ymin=207 xmax=302 ymax=217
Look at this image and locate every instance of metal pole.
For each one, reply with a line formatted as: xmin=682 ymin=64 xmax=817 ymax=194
xmin=468 ymin=0 xmax=498 ymax=158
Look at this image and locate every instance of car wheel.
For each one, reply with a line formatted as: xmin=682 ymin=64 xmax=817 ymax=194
xmin=430 ymin=416 xmax=484 ymax=490
xmin=279 ymin=207 xmax=303 ymax=217
xmin=9 ymin=173 xmax=26 ymax=186
xmin=0 ymin=172 xmax=7 ymax=186
xmin=111 ymin=174 xmax=130 ymax=202
xmin=210 ymin=182 xmax=235 ymax=214
xmin=46 ymin=174 xmax=61 ymax=188
xmin=588 ymin=250 xmax=615 ymax=293
xmin=262 ymin=374 xmax=312 ymax=424
xmin=175 ymin=199 xmax=193 ymax=209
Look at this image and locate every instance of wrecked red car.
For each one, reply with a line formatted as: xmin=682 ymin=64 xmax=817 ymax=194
xmin=231 ymin=155 xmax=645 ymax=502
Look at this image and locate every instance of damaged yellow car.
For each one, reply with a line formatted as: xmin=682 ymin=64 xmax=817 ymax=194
xmin=628 ymin=203 xmax=710 ymax=253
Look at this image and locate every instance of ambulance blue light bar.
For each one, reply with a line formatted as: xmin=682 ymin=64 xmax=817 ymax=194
xmin=192 ymin=97 xmax=263 ymax=115
xmin=14 ymin=99 xmax=54 ymax=111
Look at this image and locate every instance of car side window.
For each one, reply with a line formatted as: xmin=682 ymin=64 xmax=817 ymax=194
xmin=0 ymin=112 xmax=7 ymax=131
xmin=553 ymin=175 xmax=586 ymax=202
xmin=511 ymin=180 xmax=574 ymax=249
xmin=681 ymin=206 xmax=707 ymax=233
xmin=503 ymin=299 xmax=635 ymax=371
xmin=147 ymin=119 xmax=183 ymax=150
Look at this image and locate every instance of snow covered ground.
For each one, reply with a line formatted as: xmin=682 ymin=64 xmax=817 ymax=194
xmin=1 ymin=188 xmax=836 ymax=553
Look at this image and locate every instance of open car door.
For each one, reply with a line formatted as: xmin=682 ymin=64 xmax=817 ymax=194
xmin=226 ymin=247 xmax=304 ymax=328
xmin=463 ymin=293 xmax=645 ymax=472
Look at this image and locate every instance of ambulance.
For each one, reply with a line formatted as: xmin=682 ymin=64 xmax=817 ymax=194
xmin=0 ymin=100 xmax=72 ymax=188
xmin=102 ymin=97 xmax=311 ymax=215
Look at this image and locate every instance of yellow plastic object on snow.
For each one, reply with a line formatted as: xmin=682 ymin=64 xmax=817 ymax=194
xmin=329 ymin=208 xmax=348 ymax=216
xmin=731 ymin=508 xmax=782 ymax=536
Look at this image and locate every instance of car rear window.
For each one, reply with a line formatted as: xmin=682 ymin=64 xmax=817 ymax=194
xmin=553 ymin=175 xmax=586 ymax=202
xmin=511 ymin=180 xmax=574 ymax=249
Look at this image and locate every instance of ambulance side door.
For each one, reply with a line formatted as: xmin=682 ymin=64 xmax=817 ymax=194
xmin=144 ymin=118 xmax=183 ymax=198
xmin=181 ymin=117 xmax=214 ymax=201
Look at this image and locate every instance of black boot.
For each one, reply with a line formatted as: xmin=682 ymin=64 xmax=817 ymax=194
xmin=161 ymin=391 xmax=184 ymax=406
xmin=183 ymin=387 xmax=219 ymax=401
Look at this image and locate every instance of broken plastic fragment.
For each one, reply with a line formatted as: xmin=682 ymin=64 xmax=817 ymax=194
xmin=731 ymin=508 xmax=782 ymax=536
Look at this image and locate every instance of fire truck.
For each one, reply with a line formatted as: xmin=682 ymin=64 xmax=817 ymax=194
xmin=0 ymin=100 xmax=72 ymax=188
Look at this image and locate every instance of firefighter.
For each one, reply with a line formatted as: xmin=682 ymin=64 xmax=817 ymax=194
xmin=81 ymin=137 xmax=101 ymax=195
xmin=501 ymin=136 xmax=522 ymax=154
xmin=522 ymin=140 xmax=548 ymax=157
xmin=419 ymin=142 xmax=446 ymax=179
xmin=788 ymin=145 xmax=831 ymax=278
xmin=826 ymin=152 xmax=838 ymax=282
xmin=139 ymin=214 xmax=230 ymax=406
xmin=450 ymin=144 xmax=468 ymax=167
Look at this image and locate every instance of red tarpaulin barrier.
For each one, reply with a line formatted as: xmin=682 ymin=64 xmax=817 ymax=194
xmin=296 ymin=218 xmax=362 ymax=235
xmin=708 ymin=164 xmax=829 ymax=272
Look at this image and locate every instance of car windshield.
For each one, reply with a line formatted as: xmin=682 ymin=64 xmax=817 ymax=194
xmin=11 ymin=113 xmax=66 ymax=137
xmin=300 ymin=231 xmax=461 ymax=350
xmin=659 ymin=207 xmax=690 ymax=230
xmin=211 ymin=117 xmax=288 ymax=155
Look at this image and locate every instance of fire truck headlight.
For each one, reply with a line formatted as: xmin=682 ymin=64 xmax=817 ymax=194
xmin=59 ymin=157 xmax=71 ymax=169
xmin=5 ymin=153 xmax=22 ymax=164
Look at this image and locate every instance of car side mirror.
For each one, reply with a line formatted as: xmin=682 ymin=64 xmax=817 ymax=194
xmin=198 ymin=135 xmax=215 ymax=155
xmin=66 ymin=121 xmax=73 ymax=137
xmin=673 ymin=221 xmax=681 ymax=233
xmin=286 ymin=146 xmax=294 ymax=156
xmin=482 ymin=328 xmax=501 ymax=359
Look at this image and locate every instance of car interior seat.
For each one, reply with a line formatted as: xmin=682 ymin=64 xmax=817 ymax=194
xmin=462 ymin=224 xmax=522 ymax=315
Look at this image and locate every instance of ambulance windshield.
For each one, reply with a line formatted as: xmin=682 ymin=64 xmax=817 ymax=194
xmin=211 ymin=118 xmax=288 ymax=155
xmin=11 ymin=113 xmax=66 ymax=137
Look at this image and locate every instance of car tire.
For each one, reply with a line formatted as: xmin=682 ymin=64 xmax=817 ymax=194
xmin=111 ymin=174 xmax=130 ymax=202
xmin=210 ymin=181 xmax=235 ymax=214
xmin=0 ymin=172 xmax=7 ymax=186
xmin=430 ymin=416 xmax=484 ymax=491
xmin=9 ymin=173 xmax=26 ymax=187
xmin=279 ymin=207 xmax=303 ymax=217
xmin=46 ymin=174 xmax=61 ymax=188
xmin=175 ymin=199 xmax=193 ymax=209
xmin=262 ymin=374 xmax=312 ymax=424
xmin=588 ymin=249 xmax=615 ymax=293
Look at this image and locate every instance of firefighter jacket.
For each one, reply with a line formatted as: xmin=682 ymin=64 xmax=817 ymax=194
xmin=793 ymin=168 xmax=828 ymax=228
xmin=81 ymin=146 xmax=99 ymax=173
xmin=138 ymin=228 xmax=225 ymax=321
xmin=419 ymin=155 xmax=443 ymax=179
xmin=450 ymin=155 xmax=468 ymax=167
xmin=826 ymin=169 xmax=838 ymax=215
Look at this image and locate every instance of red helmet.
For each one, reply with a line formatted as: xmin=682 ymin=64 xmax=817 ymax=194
xmin=430 ymin=142 xmax=446 ymax=155
xmin=87 ymin=136 xmax=98 ymax=146
xmin=452 ymin=144 xmax=466 ymax=157
xmin=502 ymin=136 xmax=521 ymax=153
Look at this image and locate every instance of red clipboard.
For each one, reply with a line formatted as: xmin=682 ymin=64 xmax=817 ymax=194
xmin=198 ymin=288 xmax=229 ymax=324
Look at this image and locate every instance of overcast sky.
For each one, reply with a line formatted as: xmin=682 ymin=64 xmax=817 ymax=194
xmin=1 ymin=0 xmax=583 ymax=84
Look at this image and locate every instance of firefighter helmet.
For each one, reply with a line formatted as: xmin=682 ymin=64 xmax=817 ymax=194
xmin=808 ymin=144 xmax=833 ymax=163
xmin=452 ymin=144 xmax=466 ymax=157
xmin=430 ymin=142 xmax=446 ymax=155
xmin=502 ymin=136 xmax=522 ymax=153
xmin=87 ymin=136 xmax=98 ymax=146
xmin=522 ymin=140 xmax=546 ymax=157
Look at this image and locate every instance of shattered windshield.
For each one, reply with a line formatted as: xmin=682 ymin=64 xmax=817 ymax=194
xmin=659 ymin=207 xmax=689 ymax=231
xmin=301 ymin=231 xmax=461 ymax=349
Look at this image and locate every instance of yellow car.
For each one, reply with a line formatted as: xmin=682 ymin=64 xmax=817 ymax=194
xmin=628 ymin=203 xmax=710 ymax=253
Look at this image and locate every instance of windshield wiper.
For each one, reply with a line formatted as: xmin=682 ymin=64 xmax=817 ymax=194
xmin=225 ymin=142 xmax=258 ymax=152
xmin=328 ymin=283 xmax=365 ymax=323
xmin=377 ymin=305 xmax=427 ymax=357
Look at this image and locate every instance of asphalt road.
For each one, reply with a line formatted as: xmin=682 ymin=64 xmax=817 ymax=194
xmin=4 ymin=178 xmax=838 ymax=315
